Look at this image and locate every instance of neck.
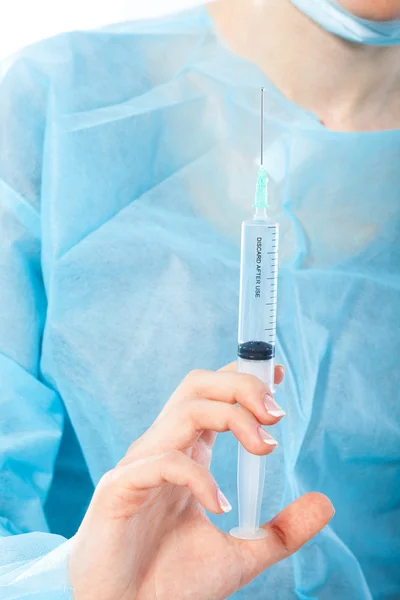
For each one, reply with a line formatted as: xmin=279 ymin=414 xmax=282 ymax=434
xmin=208 ymin=0 xmax=400 ymax=131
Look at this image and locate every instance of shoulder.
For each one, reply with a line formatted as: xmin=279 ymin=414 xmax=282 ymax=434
xmin=0 ymin=8 xmax=211 ymax=114
xmin=0 ymin=8 xmax=211 ymax=210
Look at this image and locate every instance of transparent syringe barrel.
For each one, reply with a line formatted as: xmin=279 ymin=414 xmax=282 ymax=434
xmin=238 ymin=215 xmax=279 ymax=362
xmin=236 ymin=214 xmax=279 ymax=537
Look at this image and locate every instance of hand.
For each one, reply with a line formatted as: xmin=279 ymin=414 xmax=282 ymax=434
xmin=69 ymin=363 xmax=334 ymax=600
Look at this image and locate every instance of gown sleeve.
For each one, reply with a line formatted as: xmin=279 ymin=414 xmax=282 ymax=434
xmin=0 ymin=56 xmax=74 ymax=599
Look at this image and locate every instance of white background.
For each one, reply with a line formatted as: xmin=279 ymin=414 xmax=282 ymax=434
xmin=0 ymin=0 xmax=205 ymax=61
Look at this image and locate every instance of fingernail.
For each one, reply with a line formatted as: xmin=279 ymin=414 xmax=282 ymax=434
xmin=217 ymin=489 xmax=232 ymax=513
xmin=276 ymin=365 xmax=285 ymax=386
xmin=264 ymin=394 xmax=286 ymax=418
xmin=258 ymin=426 xmax=279 ymax=446
xmin=327 ymin=498 xmax=336 ymax=517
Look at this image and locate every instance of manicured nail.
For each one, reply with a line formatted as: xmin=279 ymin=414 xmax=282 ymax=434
xmin=258 ymin=426 xmax=279 ymax=446
xmin=264 ymin=394 xmax=286 ymax=418
xmin=217 ymin=489 xmax=232 ymax=513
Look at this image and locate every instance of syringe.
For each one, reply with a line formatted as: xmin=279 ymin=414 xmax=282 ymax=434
xmin=230 ymin=88 xmax=279 ymax=541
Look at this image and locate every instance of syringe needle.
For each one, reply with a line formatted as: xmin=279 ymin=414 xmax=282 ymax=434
xmin=260 ymin=87 xmax=265 ymax=167
xmin=254 ymin=88 xmax=268 ymax=211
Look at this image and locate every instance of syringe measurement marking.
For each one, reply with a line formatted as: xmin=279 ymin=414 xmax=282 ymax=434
xmin=266 ymin=232 xmax=277 ymax=310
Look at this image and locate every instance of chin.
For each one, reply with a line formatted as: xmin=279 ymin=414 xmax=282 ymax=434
xmin=338 ymin=0 xmax=400 ymax=21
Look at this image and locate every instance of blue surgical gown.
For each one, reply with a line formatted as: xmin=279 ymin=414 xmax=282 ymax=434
xmin=0 ymin=7 xmax=399 ymax=600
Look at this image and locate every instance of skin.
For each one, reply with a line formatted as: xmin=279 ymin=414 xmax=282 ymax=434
xmin=208 ymin=0 xmax=400 ymax=131
xmin=338 ymin=0 xmax=400 ymax=21
xmin=69 ymin=364 xmax=334 ymax=600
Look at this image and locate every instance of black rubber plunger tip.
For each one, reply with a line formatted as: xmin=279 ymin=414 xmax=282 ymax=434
xmin=237 ymin=341 xmax=275 ymax=361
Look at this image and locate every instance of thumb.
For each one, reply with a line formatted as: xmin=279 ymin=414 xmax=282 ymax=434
xmin=234 ymin=493 xmax=334 ymax=586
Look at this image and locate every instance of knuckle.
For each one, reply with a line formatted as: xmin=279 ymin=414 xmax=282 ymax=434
xmin=116 ymin=454 xmax=131 ymax=468
xmin=270 ymin=522 xmax=290 ymax=552
xmin=180 ymin=398 xmax=203 ymax=427
xmin=166 ymin=402 xmax=198 ymax=440
xmin=222 ymin=403 xmax=237 ymax=427
xmin=182 ymin=369 xmax=209 ymax=392
xmin=184 ymin=368 xmax=204 ymax=383
xmin=239 ymin=373 xmax=266 ymax=395
xmin=224 ymin=403 xmax=237 ymax=425
xmin=187 ymin=461 xmax=211 ymax=489
xmin=97 ymin=469 xmax=118 ymax=492
xmin=161 ymin=449 xmax=183 ymax=467
xmin=195 ymin=462 xmax=210 ymax=481
xmin=178 ymin=400 xmax=197 ymax=423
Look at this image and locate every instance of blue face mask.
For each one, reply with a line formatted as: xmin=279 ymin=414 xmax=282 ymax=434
xmin=290 ymin=0 xmax=400 ymax=45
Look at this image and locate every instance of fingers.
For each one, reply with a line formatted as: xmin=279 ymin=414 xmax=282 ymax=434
xmin=219 ymin=362 xmax=285 ymax=387
xmin=144 ymin=399 xmax=280 ymax=457
xmin=131 ymin=363 xmax=286 ymax=461
xmin=234 ymin=493 xmax=335 ymax=585
xmin=264 ymin=493 xmax=334 ymax=558
xmin=173 ymin=369 xmax=285 ymax=426
xmin=97 ymin=451 xmax=229 ymax=518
